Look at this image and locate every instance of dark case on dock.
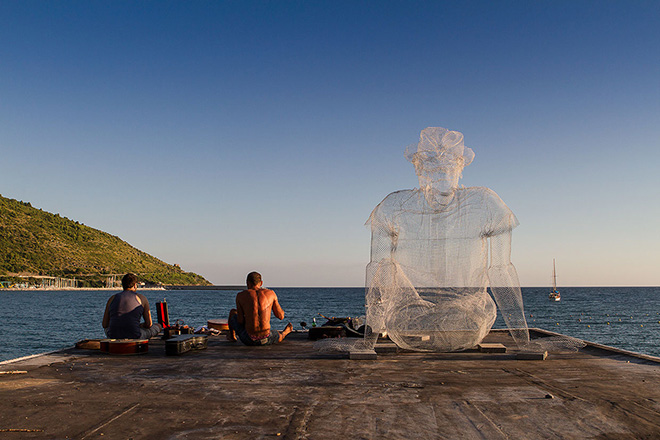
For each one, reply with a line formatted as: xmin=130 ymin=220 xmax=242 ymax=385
xmin=165 ymin=334 xmax=208 ymax=356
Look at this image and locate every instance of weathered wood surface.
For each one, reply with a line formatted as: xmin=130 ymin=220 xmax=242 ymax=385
xmin=1 ymin=330 xmax=659 ymax=439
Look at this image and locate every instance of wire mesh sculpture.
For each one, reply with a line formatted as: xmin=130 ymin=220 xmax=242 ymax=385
xmin=363 ymin=127 xmax=530 ymax=352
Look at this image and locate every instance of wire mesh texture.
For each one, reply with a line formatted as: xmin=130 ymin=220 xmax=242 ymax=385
xmin=362 ymin=127 xmax=531 ymax=352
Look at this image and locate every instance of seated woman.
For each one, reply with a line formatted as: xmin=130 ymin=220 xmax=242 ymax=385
xmin=102 ymin=273 xmax=161 ymax=339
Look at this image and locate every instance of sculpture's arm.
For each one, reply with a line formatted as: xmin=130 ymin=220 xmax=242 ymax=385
xmin=369 ymin=217 xmax=398 ymax=265
xmin=488 ymin=230 xmax=530 ymax=346
xmin=364 ymin=219 xmax=395 ymax=334
xmin=363 ymin=209 xmax=403 ymax=347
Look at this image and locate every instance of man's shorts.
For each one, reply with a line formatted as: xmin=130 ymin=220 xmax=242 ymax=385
xmin=229 ymin=314 xmax=280 ymax=346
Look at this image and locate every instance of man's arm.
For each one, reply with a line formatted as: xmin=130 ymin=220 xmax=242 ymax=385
xmin=102 ymin=295 xmax=115 ymax=328
xmin=138 ymin=293 xmax=153 ymax=328
xmin=236 ymin=294 xmax=245 ymax=326
xmin=488 ymin=231 xmax=529 ymax=346
xmin=271 ymin=292 xmax=285 ymax=320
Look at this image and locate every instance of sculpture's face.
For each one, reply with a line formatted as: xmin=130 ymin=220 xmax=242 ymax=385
xmin=415 ymin=155 xmax=462 ymax=208
xmin=405 ymin=127 xmax=473 ymax=210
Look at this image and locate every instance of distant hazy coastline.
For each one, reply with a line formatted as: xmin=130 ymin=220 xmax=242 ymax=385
xmin=0 ymin=285 xmax=243 ymax=291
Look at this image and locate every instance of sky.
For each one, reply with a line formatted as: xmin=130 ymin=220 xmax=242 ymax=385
xmin=1 ymin=1 xmax=659 ymax=287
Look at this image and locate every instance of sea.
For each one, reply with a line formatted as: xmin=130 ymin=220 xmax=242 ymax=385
xmin=1 ymin=287 xmax=659 ymax=362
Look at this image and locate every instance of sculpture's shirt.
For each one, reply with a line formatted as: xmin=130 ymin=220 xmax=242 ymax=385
xmin=368 ymin=187 xmax=518 ymax=290
xmin=365 ymin=186 xmax=519 ymax=351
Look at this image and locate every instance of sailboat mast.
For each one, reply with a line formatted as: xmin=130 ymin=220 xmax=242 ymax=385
xmin=552 ymin=258 xmax=557 ymax=291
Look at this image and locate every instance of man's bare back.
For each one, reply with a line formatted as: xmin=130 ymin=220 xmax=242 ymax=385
xmin=236 ymin=287 xmax=284 ymax=338
xmin=227 ymin=272 xmax=293 ymax=345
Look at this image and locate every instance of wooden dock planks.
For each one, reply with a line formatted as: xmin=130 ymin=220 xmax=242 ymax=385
xmin=1 ymin=330 xmax=659 ymax=439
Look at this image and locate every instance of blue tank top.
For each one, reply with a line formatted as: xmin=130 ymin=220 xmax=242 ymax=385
xmin=107 ymin=290 xmax=144 ymax=339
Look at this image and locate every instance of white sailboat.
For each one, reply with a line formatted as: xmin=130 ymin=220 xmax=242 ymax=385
xmin=549 ymin=259 xmax=561 ymax=301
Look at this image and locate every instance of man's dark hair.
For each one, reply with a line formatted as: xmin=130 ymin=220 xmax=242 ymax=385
xmin=122 ymin=273 xmax=138 ymax=290
xmin=246 ymin=271 xmax=262 ymax=287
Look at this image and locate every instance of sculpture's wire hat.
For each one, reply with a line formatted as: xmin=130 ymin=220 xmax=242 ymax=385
xmin=404 ymin=127 xmax=475 ymax=175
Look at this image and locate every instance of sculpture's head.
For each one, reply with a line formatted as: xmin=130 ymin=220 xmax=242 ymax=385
xmin=405 ymin=127 xmax=474 ymax=208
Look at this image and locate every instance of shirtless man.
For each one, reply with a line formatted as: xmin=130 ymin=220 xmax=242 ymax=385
xmin=102 ymin=273 xmax=161 ymax=339
xmin=227 ymin=271 xmax=293 ymax=345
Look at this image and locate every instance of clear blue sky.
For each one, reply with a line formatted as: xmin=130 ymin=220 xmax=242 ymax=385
xmin=2 ymin=1 xmax=659 ymax=286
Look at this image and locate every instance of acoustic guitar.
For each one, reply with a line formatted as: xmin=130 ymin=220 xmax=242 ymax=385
xmin=99 ymin=339 xmax=149 ymax=355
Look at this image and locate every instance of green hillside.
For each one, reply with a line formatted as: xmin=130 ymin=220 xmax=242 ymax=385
xmin=0 ymin=195 xmax=211 ymax=287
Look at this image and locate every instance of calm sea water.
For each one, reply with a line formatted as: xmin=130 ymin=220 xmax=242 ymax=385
xmin=1 ymin=287 xmax=659 ymax=362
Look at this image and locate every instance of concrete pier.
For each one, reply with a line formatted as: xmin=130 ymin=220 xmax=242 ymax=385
xmin=1 ymin=329 xmax=659 ymax=439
